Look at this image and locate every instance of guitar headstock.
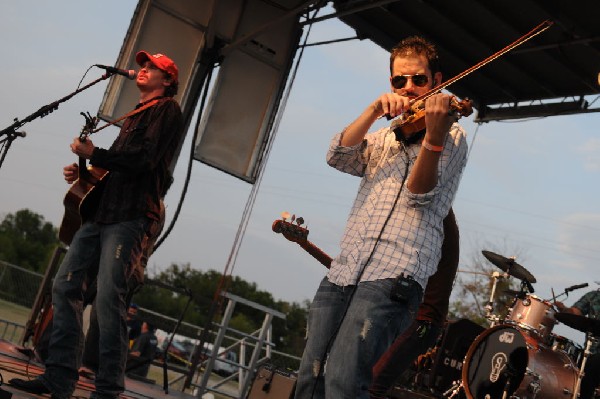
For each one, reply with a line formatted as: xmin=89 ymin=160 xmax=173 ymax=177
xmin=272 ymin=212 xmax=308 ymax=243
xmin=79 ymin=111 xmax=99 ymax=141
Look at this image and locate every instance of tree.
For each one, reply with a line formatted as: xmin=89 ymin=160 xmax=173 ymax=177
xmin=0 ymin=209 xmax=60 ymax=272
xmin=133 ymin=264 xmax=310 ymax=362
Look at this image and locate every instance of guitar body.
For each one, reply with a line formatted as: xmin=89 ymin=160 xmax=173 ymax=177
xmin=59 ymin=164 xmax=108 ymax=245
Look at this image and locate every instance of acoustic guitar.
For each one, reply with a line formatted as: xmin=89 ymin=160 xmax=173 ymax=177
xmin=271 ymin=212 xmax=332 ymax=268
xmin=58 ymin=112 xmax=108 ymax=245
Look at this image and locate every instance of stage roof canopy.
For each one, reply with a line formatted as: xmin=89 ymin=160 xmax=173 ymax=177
xmin=326 ymin=0 xmax=600 ymax=122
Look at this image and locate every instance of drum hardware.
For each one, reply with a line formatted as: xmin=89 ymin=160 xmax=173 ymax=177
xmin=521 ymin=368 xmax=542 ymax=398
xmin=443 ymin=380 xmax=463 ymax=398
xmin=503 ymin=289 xmax=527 ymax=300
xmin=571 ymin=334 xmax=596 ymax=399
xmin=555 ymin=312 xmax=600 ymax=399
xmin=486 ymin=271 xmax=510 ymax=327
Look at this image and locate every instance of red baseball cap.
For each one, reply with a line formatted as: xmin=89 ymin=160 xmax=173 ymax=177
xmin=135 ymin=51 xmax=178 ymax=84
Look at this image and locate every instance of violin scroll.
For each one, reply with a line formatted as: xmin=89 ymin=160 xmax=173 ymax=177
xmin=450 ymin=97 xmax=473 ymax=119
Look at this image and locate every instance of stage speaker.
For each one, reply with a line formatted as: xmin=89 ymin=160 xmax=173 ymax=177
xmin=98 ymin=0 xmax=209 ymax=125
xmin=247 ymin=365 xmax=296 ymax=399
xmin=429 ymin=319 xmax=484 ymax=394
xmin=194 ymin=0 xmax=303 ymax=183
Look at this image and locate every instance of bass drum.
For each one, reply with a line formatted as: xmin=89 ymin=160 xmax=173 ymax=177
xmin=462 ymin=325 xmax=577 ymax=399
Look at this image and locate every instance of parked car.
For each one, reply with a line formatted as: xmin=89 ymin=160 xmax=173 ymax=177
xmin=157 ymin=339 xmax=193 ymax=365
xmin=201 ymin=343 xmax=239 ymax=376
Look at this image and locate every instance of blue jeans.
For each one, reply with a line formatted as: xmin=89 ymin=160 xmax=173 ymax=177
xmin=295 ymin=277 xmax=422 ymax=399
xmin=40 ymin=218 xmax=147 ymax=399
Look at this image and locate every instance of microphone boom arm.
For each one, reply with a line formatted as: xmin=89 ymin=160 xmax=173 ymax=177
xmin=0 ymin=72 xmax=111 ymax=171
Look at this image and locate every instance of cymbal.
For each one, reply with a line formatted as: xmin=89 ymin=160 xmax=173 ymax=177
xmin=555 ymin=312 xmax=600 ymax=336
xmin=482 ymin=250 xmax=536 ymax=283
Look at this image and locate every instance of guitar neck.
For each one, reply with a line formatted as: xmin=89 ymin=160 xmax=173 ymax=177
xmin=272 ymin=219 xmax=332 ymax=269
xmin=297 ymin=239 xmax=332 ymax=269
xmin=78 ymin=156 xmax=89 ymax=179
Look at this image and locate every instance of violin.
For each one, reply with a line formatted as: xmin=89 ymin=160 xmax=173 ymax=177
xmin=391 ymin=97 xmax=473 ymax=136
xmin=388 ymin=19 xmax=553 ymax=136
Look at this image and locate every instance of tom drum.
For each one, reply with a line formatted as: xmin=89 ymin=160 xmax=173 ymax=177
xmin=506 ymin=294 xmax=556 ymax=342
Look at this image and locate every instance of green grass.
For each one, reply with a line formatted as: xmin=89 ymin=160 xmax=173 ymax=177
xmin=0 ymin=298 xmax=30 ymax=326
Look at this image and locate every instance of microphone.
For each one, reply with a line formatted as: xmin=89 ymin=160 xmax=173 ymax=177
xmin=95 ymin=64 xmax=136 ymax=80
xmin=565 ymin=283 xmax=588 ymax=293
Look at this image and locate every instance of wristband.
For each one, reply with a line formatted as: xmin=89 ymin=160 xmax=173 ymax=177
xmin=422 ymin=140 xmax=443 ymax=152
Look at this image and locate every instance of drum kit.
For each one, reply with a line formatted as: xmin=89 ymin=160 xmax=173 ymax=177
xmin=435 ymin=250 xmax=597 ymax=399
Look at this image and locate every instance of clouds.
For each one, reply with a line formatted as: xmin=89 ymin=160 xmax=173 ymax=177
xmin=556 ymin=212 xmax=600 ymax=267
xmin=577 ymin=137 xmax=600 ymax=172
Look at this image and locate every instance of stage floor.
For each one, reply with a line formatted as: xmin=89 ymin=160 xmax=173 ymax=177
xmin=0 ymin=340 xmax=196 ymax=399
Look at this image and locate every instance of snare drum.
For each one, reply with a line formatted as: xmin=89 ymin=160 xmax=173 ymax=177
xmin=462 ymin=325 xmax=578 ymax=399
xmin=506 ymin=294 xmax=556 ymax=341
xmin=549 ymin=333 xmax=583 ymax=365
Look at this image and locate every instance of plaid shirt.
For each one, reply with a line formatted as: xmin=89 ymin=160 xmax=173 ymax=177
xmin=325 ymin=123 xmax=467 ymax=290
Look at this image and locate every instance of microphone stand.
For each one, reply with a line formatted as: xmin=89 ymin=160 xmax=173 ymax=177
xmin=0 ymin=72 xmax=115 ymax=171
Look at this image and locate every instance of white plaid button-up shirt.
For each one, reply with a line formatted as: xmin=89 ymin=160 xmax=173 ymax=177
xmin=326 ymin=123 xmax=468 ymax=290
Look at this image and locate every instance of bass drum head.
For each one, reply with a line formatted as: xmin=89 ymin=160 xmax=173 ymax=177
xmin=462 ymin=325 xmax=529 ymax=399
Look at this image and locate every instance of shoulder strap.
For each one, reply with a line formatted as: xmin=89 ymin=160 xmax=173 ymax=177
xmin=91 ymin=98 xmax=161 ymax=134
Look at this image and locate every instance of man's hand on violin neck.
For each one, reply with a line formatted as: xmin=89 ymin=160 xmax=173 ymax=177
xmin=424 ymin=93 xmax=455 ymax=144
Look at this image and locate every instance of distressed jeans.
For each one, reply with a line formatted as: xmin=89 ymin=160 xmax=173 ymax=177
xmin=40 ymin=218 xmax=147 ymax=399
xmin=295 ymin=277 xmax=422 ymax=399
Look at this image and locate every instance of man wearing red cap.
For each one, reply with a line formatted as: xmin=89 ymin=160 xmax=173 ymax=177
xmin=10 ymin=51 xmax=184 ymax=399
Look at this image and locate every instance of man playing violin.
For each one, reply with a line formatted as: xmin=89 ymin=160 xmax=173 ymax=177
xmin=295 ymin=36 xmax=468 ymax=399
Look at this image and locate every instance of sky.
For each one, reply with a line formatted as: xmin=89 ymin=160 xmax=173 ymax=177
xmin=1 ymin=1 xmax=599 ymax=345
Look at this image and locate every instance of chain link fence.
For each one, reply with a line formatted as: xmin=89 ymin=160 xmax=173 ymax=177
xmin=0 ymin=260 xmax=43 ymax=307
xmin=0 ymin=260 xmax=42 ymax=342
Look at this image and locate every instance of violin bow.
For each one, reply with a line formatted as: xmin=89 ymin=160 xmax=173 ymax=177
xmin=414 ymin=19 xmax=554 ymax=104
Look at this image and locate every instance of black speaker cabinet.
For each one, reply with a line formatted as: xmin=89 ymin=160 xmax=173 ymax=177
xmin=247 ymin=365 xmax=297 ymax=399
xmin=429 ymin=319 xmax=484 ymax=394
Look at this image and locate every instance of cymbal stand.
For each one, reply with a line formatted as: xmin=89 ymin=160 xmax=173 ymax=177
xmin=572 ymin=334 xmax=597 ymax=399
xmin=485 ymin=271 xmax=507 ymax=327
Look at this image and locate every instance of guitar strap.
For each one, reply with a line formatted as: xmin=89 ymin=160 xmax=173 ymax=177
xmin=90 ymin=98 xmax=161 ymax=134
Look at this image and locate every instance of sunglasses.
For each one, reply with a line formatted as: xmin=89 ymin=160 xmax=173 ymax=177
xmin=391 ymin=74 xmax=429 ymax=89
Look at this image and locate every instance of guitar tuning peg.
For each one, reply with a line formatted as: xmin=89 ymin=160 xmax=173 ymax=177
xmin=280 ymin=211 xmax=291 ymax=221
xmin=296 ymin=217 xmax=304 ymax=225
